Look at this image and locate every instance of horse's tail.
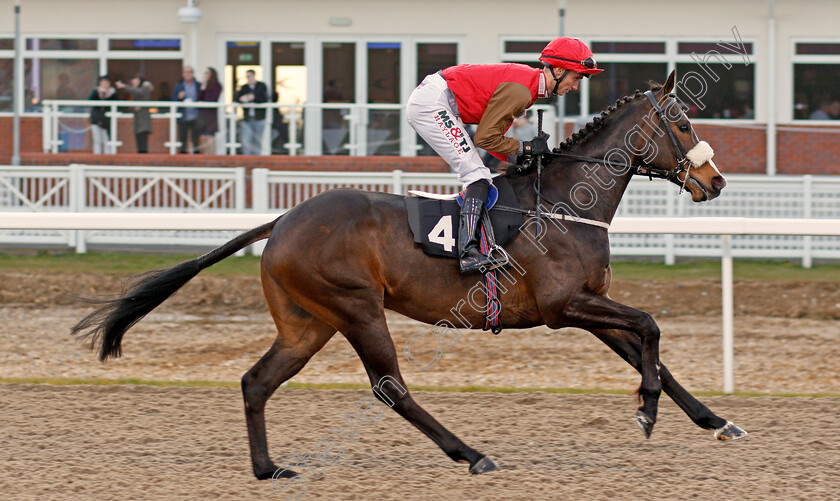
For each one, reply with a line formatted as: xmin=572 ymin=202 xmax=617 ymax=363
xmin=71 ymin=217 xmax=280 ymax=362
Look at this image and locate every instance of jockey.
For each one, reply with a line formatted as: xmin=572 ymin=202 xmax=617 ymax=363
xmin=406 ymin=37 xmax=603 ymax=274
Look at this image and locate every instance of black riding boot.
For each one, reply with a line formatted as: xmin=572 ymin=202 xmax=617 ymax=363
xmin=458 ymin=180 xmax=498 ymax=274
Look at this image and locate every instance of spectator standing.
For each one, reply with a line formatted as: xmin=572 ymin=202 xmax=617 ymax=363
xmin=198 ymin=67 xmax=222 ymax=154
xmin=116 ymin=75 xmax=154 ymax=153
xmin=809 ymin=99 xmax=840 ymax=120
xmin=235 ymin=70 xmax=268 ymax=155
xmin=87 ymin=76 xmax=117 ymax=154
xmin=172 ymin=66 xmax=201 ymax=154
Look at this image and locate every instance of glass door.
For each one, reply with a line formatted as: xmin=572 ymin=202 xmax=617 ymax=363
xmin=321 ymin=42 xmax=355 ymax=155
xmin=367 ymin=42 xmax=401 ymax=155
xmin=272 ymin=42 xmax=306 ymax=154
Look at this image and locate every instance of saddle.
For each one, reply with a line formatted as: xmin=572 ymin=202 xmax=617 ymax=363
xmin=404 ymin=176 xmax=524 ymax=335
xmin=404 ymin=175 xmax=523 ymax=258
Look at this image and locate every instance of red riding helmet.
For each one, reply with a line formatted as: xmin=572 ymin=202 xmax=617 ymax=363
xmin=539 ymin=37 xmax=604 ymax=76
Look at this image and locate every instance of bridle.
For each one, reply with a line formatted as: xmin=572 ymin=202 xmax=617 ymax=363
xmin=499 ymin=91 xmax=704 ymax=231
xmin=642 ymin=90 xmax=695 ymax=193
xmin=537 ymin=90 xmax=700 ymax=197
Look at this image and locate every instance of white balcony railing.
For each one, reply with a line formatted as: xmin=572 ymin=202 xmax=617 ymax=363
xmin=39 ymin=99 xmax=561 ymax=157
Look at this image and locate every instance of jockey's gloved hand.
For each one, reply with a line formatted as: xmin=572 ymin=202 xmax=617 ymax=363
xmin=522 ymin=134 xmax=550 ymax=156
xmin=516 ymin=134 xmax=551 ymax=164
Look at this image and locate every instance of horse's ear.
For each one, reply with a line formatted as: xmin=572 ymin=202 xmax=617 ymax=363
xmin=662 ymin=69 xmax=676 ymax=94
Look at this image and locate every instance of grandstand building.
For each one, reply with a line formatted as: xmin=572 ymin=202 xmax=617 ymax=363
xmin=0 ymin=0 xmax=838 ymax=174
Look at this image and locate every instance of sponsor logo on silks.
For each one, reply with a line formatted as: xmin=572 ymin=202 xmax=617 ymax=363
xmin=435 ymin=110 xmax=472 ymax=154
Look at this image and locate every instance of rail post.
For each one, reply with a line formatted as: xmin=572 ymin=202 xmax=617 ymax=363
xmin=165 ymin=104 xmax=180 ymax=155
xmin=233 ymin=167 xmax=247 ymax=257
xmin=392 ymin=169 xmax=403 ymax=195
xmin=286 ymin=107 xmax=299 ymax=156
xmin=69 ymin=164 xmax=87 ymax=254
xmin=51 ymin=102 xmax=62 ymax=153
xmin=665 ymin=190 xmax=676 ymax=265
xmin=41 ymin=101 xmax=52 ymax=153
xmin=251 ymin=168 xmax=269 ymax=256
xmin=721 ymin=234 xmax=734 ymax=394
xmin=802 ymin=175 xmax=813 ymax=268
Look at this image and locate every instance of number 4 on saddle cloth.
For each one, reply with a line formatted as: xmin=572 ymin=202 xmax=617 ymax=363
xmin=404 ymin=175 xmax=524 ymax=334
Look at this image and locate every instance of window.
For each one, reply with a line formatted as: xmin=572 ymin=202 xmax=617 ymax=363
xmin=417 ymin=43 xmax=457 ymax=84
xmin=675 ymin=41 xmax=754 ymax=119
xmin=0 ymin=59 xmax=11 ymax=112
xmin=793 ymin=41 xmax=840 ymax=120
xmin=0 ymin=38 xmax=13 ymax=50
xmin=416 ymin=43 xmax=458 ymax=155
xmin=502 ymin=39 xmax=580 ymax=117
xmin=108 ymin=59 xmax=183 ymax=101
xmin=322 ymin=42 xmax=355 ymax=155
xmin=109 ymin=38 xmax=181 ymax=51
xmin=367 ymin=42 xmax=400 ymax=155
xmin=589 ymin=62 xmax=668 ymax=113
xmin=675 ymin=62 xmax=754 ymax=119
xmin=271 ymin=42 xmax=306 ymax=154
xmin=503 ymin=37 xmax=756 ymax=120
xmin=592 ymin=41 xmax=666 ymax=54
xmin=225 ymin=41 xmax=261 ymax=104
xmin=25 ymin=58 xmax=99 ymax=111
xmin=14 ymin=34 xmax=184 ymax=112
xmin=26 ymin=37 xmax=97 ymax=51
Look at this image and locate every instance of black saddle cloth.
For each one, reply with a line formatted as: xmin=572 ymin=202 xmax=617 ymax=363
xmin=404 ymin=176 xmax=524 ymax=258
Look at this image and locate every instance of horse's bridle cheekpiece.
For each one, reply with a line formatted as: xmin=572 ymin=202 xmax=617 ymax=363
xmin=643 ymin=90 xmax=692 ymax=192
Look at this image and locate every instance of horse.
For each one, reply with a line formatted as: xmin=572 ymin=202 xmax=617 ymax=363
xmin=72 ymin=70 xmax=746 ymax=481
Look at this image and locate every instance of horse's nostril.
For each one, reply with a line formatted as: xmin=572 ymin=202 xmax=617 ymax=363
xmin=712 ymin=176 xmax=726 ymax=190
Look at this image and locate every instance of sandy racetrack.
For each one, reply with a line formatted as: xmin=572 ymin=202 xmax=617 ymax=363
xmin=2 ymin=384 xmax=839 ymax=500
xmin=2 ymin=269 xmax=840 ymax=500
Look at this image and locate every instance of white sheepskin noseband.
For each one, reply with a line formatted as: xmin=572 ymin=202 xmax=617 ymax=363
xmin=685 ymin=140 xmax=719 ymax=173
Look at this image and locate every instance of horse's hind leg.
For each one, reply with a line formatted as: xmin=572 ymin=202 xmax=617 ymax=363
xmin=342 ymin=312 xmax=497 ymax=475
xmin=590 ymin=328 xmax=747 ymax=441
xmin=242 ymin=278 xmax=336 ymax=480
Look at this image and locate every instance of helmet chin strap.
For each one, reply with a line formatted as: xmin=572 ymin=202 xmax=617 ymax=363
xmin=548 ymin=67 xmax=567 ymax=95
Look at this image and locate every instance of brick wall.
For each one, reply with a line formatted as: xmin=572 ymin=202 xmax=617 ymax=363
xmin=19 ymin=152 xmax=451 ymax=173
xmin=3 ymin=116 xmax=839 ymax=175
xmin=0 ymin=118 xmax=42 ymax=164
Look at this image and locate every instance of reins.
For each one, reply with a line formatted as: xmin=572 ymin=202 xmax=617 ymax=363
xmin=496 ymin=91 xmax=697 ymax=231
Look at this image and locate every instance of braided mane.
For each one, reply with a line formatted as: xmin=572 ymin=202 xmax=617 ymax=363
xmin=502 ymin=82 xmax=663 ymax=177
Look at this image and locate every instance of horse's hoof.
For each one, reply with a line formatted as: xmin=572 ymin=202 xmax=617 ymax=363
xmin=255 ymin=465 xmax=298 ymax=481
xmin=633 ymin=410 xmax=655 ymax=439
xmin=715 ymin=421 xmax=748 ymax=442
xmin=469 ymin=456 xmax=498 ymax=475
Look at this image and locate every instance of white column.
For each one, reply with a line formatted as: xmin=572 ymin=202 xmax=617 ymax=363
xmin=802 ymin=175 xmax=813 ymax=268
xmin=721 ymin=234 xmax=734 ymax=394
xmin=766 ymin=0 xmax=777 ymax=175
xmin=11 ymin=0 xmax=22 ymax=165
xmin=251 ymin=168 xmax=269 ymax=256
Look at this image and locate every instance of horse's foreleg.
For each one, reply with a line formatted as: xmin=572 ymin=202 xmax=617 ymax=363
xmin=342 ymin=314 xmax=497 ymax=475
xmin=588 ymin=328 xmax=746 ymax=440
xmin=563 ymin=291 xmax=662 ymax=438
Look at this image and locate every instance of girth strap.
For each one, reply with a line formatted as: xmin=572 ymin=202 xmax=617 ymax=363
xmin=478 ymin=211 xmax=503 ymax=334
xmin=492 ymin=205 xmax=611 ymax=230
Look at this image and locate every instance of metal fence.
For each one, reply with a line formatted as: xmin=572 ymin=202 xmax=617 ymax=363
xmin=39 ymin=99 xmax=560 ymax=157
xmin=3 ymin=165 xmax=840 ymax=264
xmin=0 ymin=164 xmax=244 ymax=252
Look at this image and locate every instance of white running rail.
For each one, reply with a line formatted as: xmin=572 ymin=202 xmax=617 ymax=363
xmin=5 ymin=167 xmax=840 ymax=264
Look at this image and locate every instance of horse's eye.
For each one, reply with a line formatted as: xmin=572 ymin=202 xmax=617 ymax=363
xmin=678 ymin=124 xmax=690 ymax=132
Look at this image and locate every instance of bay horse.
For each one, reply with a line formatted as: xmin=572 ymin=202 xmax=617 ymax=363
xmin=72 ymin=70 xmax=746 ymax=480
